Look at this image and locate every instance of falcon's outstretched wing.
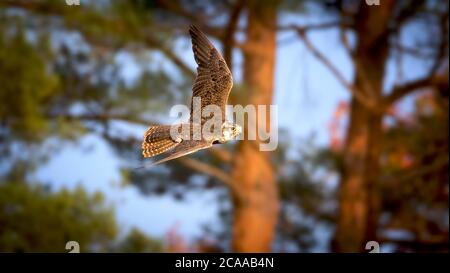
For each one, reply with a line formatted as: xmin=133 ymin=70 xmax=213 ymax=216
xmin=189 ymin=25 xmax=233 ymax=124
xmin=140 ymin=26 xmax=234 ymax=166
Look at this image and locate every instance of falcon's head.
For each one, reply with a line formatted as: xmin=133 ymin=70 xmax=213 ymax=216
xmin=218 ymin=121 xmax=241 ymax=143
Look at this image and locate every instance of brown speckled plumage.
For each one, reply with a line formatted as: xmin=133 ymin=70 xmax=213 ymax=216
xmin=141 ymin=125 xmax=179 ymax=158
xmin=142 ymin=25 xmax=234 ymax=165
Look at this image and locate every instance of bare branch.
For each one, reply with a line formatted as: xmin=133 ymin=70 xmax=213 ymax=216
xmin=297 ymin=30 xmax=375 ymax=109
xmin=339 ymin=26 xmax=378 ymax=99
xmin=378 ymin=235 xmax=449 ymax=250
xmin=144 ymin=34 xmax=196 ymax=79
xmin=384 ymin=9 xmax=448 ymax=105
xmin=392 ymin=43 xmax=436 ymax=59
xmin=390 ymin=0 xmax=427 ymax=33
xmin=384 ymin=73 xmax=448 ymax=105
xmin=209 ymin=147 xmax=232 ymax=163
xmin=177 ymin=157 xmax=244 ymax=200
xmin=278 ymin=21 xmax=348 ymax=32
xmin=381 ymin=155 xmax=449 ymax=184
xmin=47 ymin=113 xmax=158 ymax=127
xmin=222 ymin=0 xmax=245 ymax=67
xmin=153 ymin=0 xmax=224 ymax=39
xmin=427 ymin=12 xmax=449 ymax=77
xmin=178 ymin=157 xmax=231 ymax=184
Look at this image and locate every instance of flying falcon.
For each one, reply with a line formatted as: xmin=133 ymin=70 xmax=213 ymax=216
xmin=141 ymin=25 xmax=241 ymax=165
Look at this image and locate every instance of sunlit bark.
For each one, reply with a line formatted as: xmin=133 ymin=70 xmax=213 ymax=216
xmin=231 ymin=0 xmax=279 ymax=252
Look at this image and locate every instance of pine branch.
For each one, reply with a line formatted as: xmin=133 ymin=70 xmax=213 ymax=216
xmin=177 ymin=157 xmax=244 ymax=201
xmin=144 ymin=34 xmax=196 ymax=79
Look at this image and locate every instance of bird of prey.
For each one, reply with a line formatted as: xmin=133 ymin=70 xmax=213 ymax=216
xmin=141 ymin=25 xmax=241 ymax=165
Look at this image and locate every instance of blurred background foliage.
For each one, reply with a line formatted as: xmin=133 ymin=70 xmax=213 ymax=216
xmin=0 ymin=182 xmax=117 ymax=252
xmin=0 ymin=0 xmax=448 ymax=252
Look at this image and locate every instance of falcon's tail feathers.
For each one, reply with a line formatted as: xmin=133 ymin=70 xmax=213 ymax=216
xmin=142 ymin=125 xmax=180 ymax=158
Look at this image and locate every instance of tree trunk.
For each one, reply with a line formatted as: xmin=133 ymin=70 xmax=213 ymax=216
xmin=231 ymin=0 xmax=279 ymax=252
xmin=333 ymin=99 xmax=383 ymax=252
xmin=333 ymin=1 xmax=395 ymax=252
